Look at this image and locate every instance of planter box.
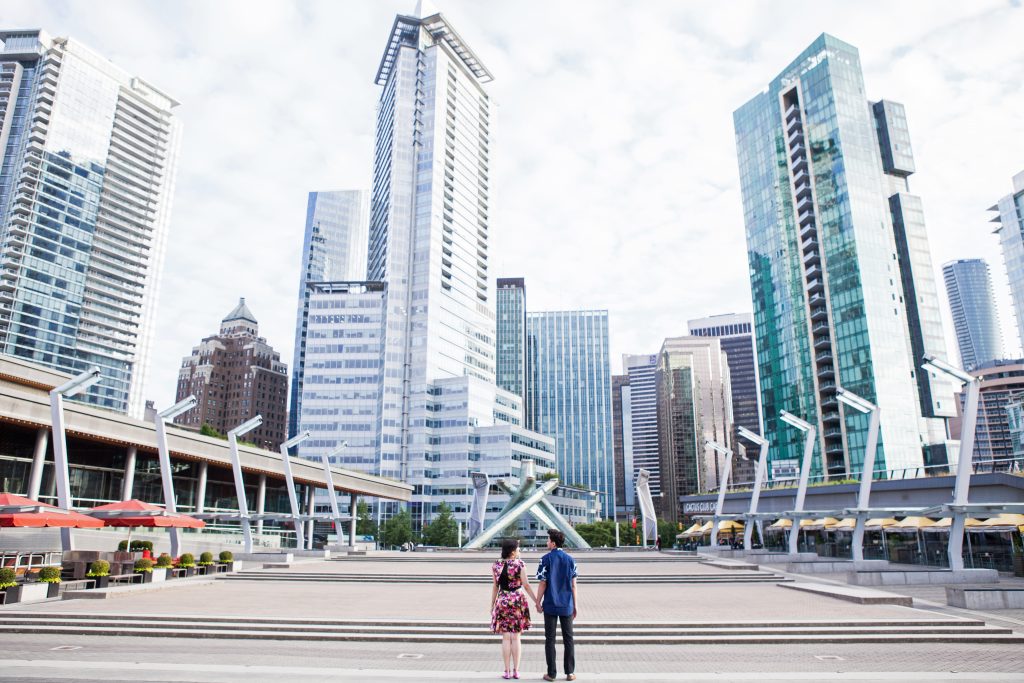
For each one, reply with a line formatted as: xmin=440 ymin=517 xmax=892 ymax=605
xmin=46 ymin=582 xmax=60 ymax=599
xmin=218 ymin=561 xmax=238 ymax=573
xmin=16 ymin=583 xmax=50 ymax=603
xmin=138 ymin=571 xmax=153 ymax=584
xmin=182 ymin=567 xmax=196 ymax=577
xmin=2 ymin=585 xmax=22 ymax=604
xmin=151 ymin=568 xmax=167 ymax=583
xmin=89 ymin=576 xmax=110 ymax=589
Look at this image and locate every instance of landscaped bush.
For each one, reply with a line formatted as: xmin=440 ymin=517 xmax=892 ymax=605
xmin=86 ymin=560 xmax=110 ymax=577
xmin=155 ymin=554 xmax=173 ymax=568
xmin=38 ymin=566 xmax=61 ymax=583
xmin=117 ymin=540 xmax=154 ymax=552
xmin=0 ymin=567 xmax=16 ymax=589
xmin=133 ymin=558 xmax=154 ymax=573
xmin=178 ymin=553 xmax=196 ymax=568
xmin=218 ymin=551 xmax=233 ymax=563
xmin=198 ymin=552 xmax=214 ymax=566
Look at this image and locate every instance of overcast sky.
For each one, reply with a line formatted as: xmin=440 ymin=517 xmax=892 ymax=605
xmin=6 ymin=0 xmax=1024 ymax=411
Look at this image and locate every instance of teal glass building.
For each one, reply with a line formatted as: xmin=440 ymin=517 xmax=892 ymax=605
xmin=733 ymin=34 xmax=952 ymax=481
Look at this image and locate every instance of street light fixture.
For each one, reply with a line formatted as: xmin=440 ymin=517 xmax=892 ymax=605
xmin=279 ymin=431 xmax=311 ymax=549
xmin=922 ymin=354 xmax=980 ymax=571
xmin=49 ymin=366 xmax=102 ymax=551
xmin=836 ymin=387 xmax=879 ymax=563
xmin=154 ymin=396 xmax=197 ymax=557
xmin=705 ymin=440 xmax=733 ymax=547
xmin=227 ymin=415 xmax=263 ymax=553
xmin=780 ymin=410 xmax=816 ymax=556
xmin=736 ymin=426 xmax=769 ymax=551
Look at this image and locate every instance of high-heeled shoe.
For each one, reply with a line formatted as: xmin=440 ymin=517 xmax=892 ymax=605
xmin=502 ymin=671 xmax=510 ymax=680
xmin=512 ymin=670 xmax=520 ymax=679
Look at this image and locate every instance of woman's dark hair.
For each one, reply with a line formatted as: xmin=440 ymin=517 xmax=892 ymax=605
xmin=500 ymin=538 xmax=519 ymax=559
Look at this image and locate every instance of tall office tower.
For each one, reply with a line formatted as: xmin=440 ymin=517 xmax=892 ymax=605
xmin=496 ymin=278 xmax=526 ymax=401
xmin=611 ymin=373 xmax=632 ymax=514
xmin=990 ymin=170 xmax=1024 ymax=350
xmin=655 ymin=336 xmax=733 ymax=521
xmin=622 ymin=353 xmax=660 ymax=496
xmin=175 ymin=299 xmax=288 ymax=450
xmin=942 ymin=259 xmax=1003 ymax=370
xmin=734 ymin=34 xmax=953 ymax=482
xmin=288 ymin=190 xmax=368 ymax=438
xmin=0 ymin=30 xmax=180 ymax=414
xmin=963 ymin=359 xmax=1024 ymax=464
xmin=688 ymin=312 xmax=760 ymax=484
xmin=526 ymin=310 xmax=614 ymax=516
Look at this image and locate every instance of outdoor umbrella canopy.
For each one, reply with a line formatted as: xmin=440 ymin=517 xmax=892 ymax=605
xmin=865 ymin=518 xmax=899 ymax=531
xmin=769 ymin=518 xmax=793 ymax=529
xmin=0 ymin=493 xmax=104 ymax=528
xmin=891 ymin=516 xmax=937 ymax=530
xmin=714 ymin=519 xmax=745 ymax=533
xmin=677 ymin=522 xmax=702 ymax=539
xmin=800 ymin=517 xmax=839 ymax=531
xmin=975 ymin=514 xmax=1024 ymax=531
xmin=832 ymin=518 xmax=857 ymax=530
xmin=85 ymin=499 xmax=205 ymax=528
xmin=923 ymin=517 xmax=983 ymax=531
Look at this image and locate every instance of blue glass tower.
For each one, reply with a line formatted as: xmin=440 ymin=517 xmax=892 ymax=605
xmin=942 ymin=259 xmax=1003 ymax=371
xmin=496 ymin=278 xmax=526 ymax=402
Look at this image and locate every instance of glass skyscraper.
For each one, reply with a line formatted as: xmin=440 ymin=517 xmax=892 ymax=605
xmin=942 ymin=259 xmax=1003 ymax=371
xmin=526 ymin=310 xmax=614 ymax=516
xmin=288 ymin=190 xmax=368 ymax=438
xmin=0 ymin=30 xmax=180 ymax=414
xmin=990 ymin=170 xmax=1024 ymax=350
xmin=622 ymin=353 xmax=659 ymax=496
xmin=496 ymin=277 xmax=526 ymax=402
xmin=734 ymin=34 xmax=952 ymax=481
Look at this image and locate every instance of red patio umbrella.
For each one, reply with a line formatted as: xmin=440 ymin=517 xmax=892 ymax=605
xmin=85 ymin=499 xmax=205 ymax=550
xmin=0 ymin=493 xmax=104 ymax=528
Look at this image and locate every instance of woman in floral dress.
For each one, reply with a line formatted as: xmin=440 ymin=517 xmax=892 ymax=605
xmin=490 ymin=538 xmax=536 ymax=679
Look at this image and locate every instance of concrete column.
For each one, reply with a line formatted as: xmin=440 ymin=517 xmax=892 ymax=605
xmin=305 ymin=486 xmax=315 ymax=551
xmin=255 ymin=474 xmax=267 ymax=536
xmin=349 ymin=494 xmax=358 ymax=550
xmin=121 ymin=446 xmax=137 ymax=501
xmin=195 ymin=462 xmax=208 ymax=533
xmin=27 ymin=428 xmax=48 ymax=499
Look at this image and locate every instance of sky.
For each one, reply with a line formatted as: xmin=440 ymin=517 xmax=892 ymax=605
xmin=5 ymin=0 xmax=1024 ymax=411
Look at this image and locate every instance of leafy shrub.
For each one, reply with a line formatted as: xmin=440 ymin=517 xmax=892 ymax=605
xmin=218 ymin=551 xmax=233 ymax=563
xmin=178 ymin=553 xmax=196 ymax=568
xmin=134 ymin=558 xmax=154 ymax=573
xmin=155 ymin=553 xmax=173 ymax=568
xmin=0 ymin=567 xmax=16 ymax=589
xmin=86 ymin=560 xmax=110 ymax=577
xmin=117 ymin=540 xmax=154 ymax=552
xmin=38 ymin=566 xmax=62 ymax=583
xmin=198 ymin=552 xmax=214 ymax=566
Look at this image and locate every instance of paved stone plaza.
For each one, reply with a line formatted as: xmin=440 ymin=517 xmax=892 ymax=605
xmin=2 ymin=551 xmax=1023 ymax=681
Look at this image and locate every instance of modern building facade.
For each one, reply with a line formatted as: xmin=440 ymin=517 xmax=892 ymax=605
xmin=942 ymin=259 xmax=1003 ymax=371
xmin=688 ymin=312 xmax=760 ymax=484
xmin=288 ymin=190 xmax=369 ymax=439
xmin=990 ymin=170 xmax=1024 ymax=351
xmin=622 ymin=353 xmax=659 ymax=497
xmin=957 ymin=359 xmax=1024 ymax=467
xmin=526 ymin=309 xmax=615 ymax=516
xmin=656 ymin=336 xmax=733 ymax=521
xmin=0 ymin=30 xmax=181 ymax=415
xmin=734 ymin=34 xmax=953 ymax=483
xmin=611 ymin=373 xmax=632 ymax=514
xmin=174 ymin=299 xmax=288 ymax=451
xmin=496 ymin=277 xmax=526 ymax=402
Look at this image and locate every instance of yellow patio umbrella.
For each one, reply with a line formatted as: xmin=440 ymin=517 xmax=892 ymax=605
xmin=922 ymin=517 xmax=983 ymax=531
xmin=891 ymin=516 xmax=938 ymax=530
xmin=715 ymin=519 xmax=745 ymax=533
xmin=865 ymin=518 xmax=899 ymax=531
xmin=832 ymin=518 xmax=857 ymax=530
xmin=677 ymin=522 xmax=702 ymax=539
xmin=768 ymin=518 xmax=792 ymax=529
xmin=976 ymin=514 xmax=1024 ymax=530
xmin=800 ymin=517 xmax=839 ymax=531
xmin=698 ymin=521 xmax=714 ymax=535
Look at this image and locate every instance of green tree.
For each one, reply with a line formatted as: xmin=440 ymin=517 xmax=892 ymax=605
xmin=657 ymin=520 xmax=679 ymax=549
xmin=575 ymin=519 xmax=616 ymax=547
xmin=199 ymin=423 xmax=225 ymax=439
xmin=355 ymin=500 xmax=377 ymax=537
xmin=421 ymin=501 xmax=459 ymax=547
xmin=380 ymin=509 xmax=413 ymax=548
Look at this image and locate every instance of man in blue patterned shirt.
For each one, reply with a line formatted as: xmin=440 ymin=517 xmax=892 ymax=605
xmin=535 ymin=529 xmax=578 ymax=681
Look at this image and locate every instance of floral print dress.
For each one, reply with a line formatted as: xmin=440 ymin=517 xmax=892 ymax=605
xmin=490 ymin=558 xmax=531 ymax=633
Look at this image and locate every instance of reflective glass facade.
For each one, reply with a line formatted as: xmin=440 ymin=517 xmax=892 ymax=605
xmin=991 ymin=170 xmax=1024 ymax=350
xmin=622 ymin=353 xmax=659 ymax=496
xmin=943 ymin=259 xmax=1003 ymax=371
xmin=526 ymin=310 xmax=614 ymax=516
xmin=734 ymin=34 xmax=951 ymax=481
xmin=496 ymin=277 xmax=526 ymax=401
xmin=0 ymin=31 xmax=180 ymax=414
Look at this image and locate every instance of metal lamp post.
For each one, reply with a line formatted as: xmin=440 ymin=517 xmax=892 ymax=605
xmin=922 ymin=355 xmax=979 ymax=571
xmin=154 ymin=396 xmax=197 ymax=557
xmin=49 ymin=366 xmax=102 ymax=551
xmin=279 ymin=431 xmax=311 ymax=550
xmin=779 ymin=410 xmax=816 ymax=555
xmin=705 ymin=440 xmax=733 ymax=547
xmin=737 ymin=426 xmax=769 ymax=551
xmin=227 ymin=415 xmax=262 ymax=553
xmin=321 ymin=442 xmax=348 ymax=547
xmin=836 ymin=388 xmax=879 ymax=563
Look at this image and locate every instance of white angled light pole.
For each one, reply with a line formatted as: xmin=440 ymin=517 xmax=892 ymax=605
xmin=279 ymin=431 xmax=311 ymax=550
xmin=705 ymin=440 xmax=733 ymax=547
xmin=922 ymin=355 xmax=979 ymax=571
xmin=227 ymin=415 xmax=262 ymax=553
xmin=49 ymin=366 xmax=102 ymax=551
xmin=154 ymin=396 xmax=197 ymax=557
xmin=836 ymin=387 xmax=879 ymax=563
xmin=321 ymin=442 xmax=348 ymax=546
xmin=780 ymin=410 xmax=816 ymax=555
xmin=737 ymin=426 xmax=769 ymax=551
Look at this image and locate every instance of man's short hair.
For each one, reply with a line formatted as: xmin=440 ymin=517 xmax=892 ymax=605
xmin=548 ymin=529 xmax=566 ymax=547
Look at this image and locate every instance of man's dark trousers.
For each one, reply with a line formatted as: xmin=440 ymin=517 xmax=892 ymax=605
xmin=544 ymin=612 xmax=575 ymax=677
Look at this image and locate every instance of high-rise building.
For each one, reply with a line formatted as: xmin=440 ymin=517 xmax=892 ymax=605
xmin=733 ymin=34 xmax=953 ymax=482
xmin=175 ymin=299 xmax=288 ymax=450
xmin=611 ymin=373 xmax=631 ymax=514
xmin=622 ymin=353 xmax=659 ymax=496
xmin=655 ymin=336 xmax=733 ymax=521
xmin=526 ymin=310 xmax=614 ymax=516
xmin=960 ymin=359 xmax=1024 ymax=466
xmin=990 ymin=170 xmax=1024 ymax=350
xmin=0 ymin=30 xmax=181 ymax=414
xmin=688 ymin=312 xmax=760 ymax=484
xmin=496 ymin=278 xmax=526 ymax=402
xmin=942 ymin=259 xmax=1003 ymax=370
xmin=288 ymin=190 xmax=368 ymax=438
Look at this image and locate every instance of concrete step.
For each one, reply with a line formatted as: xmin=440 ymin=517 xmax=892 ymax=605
xmin=329 ymin=555 xmax=703 ymax=563
xmin=226 ymin=572 xmax=787 ymax=584
xmin=782 ymin=582 xmax=913 ymax=606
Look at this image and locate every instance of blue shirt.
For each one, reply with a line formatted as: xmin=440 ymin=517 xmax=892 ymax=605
xmin=536 ymin=548 xmax=577 ymax=616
